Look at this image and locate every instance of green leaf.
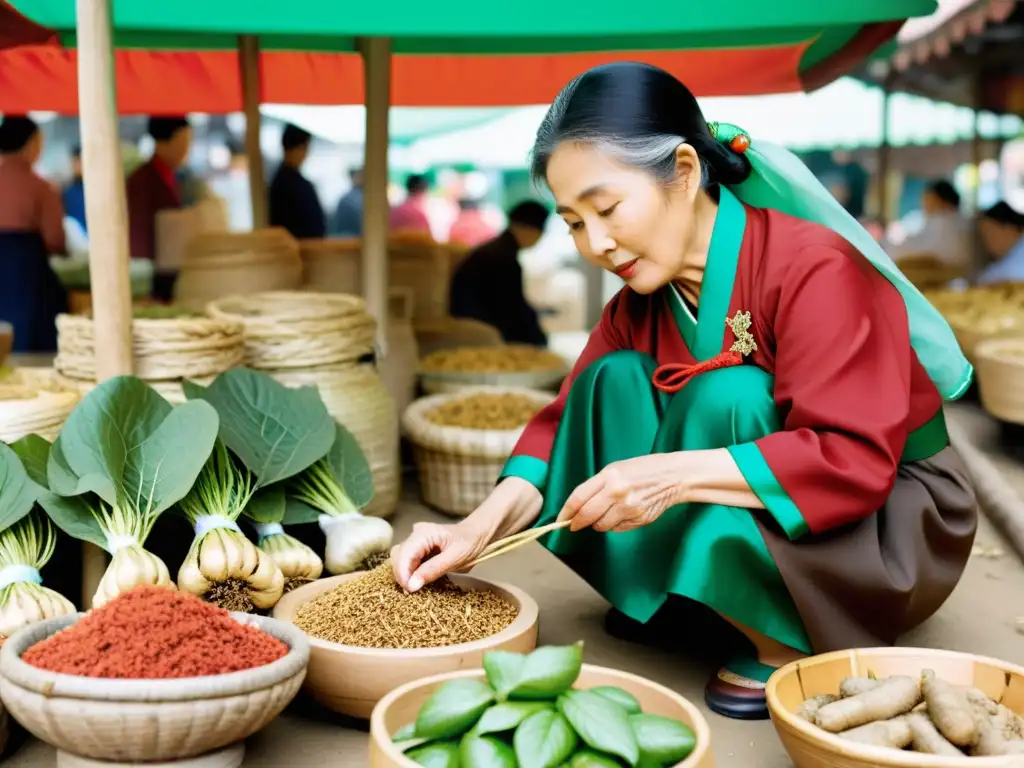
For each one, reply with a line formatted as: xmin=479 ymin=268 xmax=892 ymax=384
xmin=392 ymin=723 xmax=417 ymax=741
xmin=461 ymin=734 xmax=516 ymax=768
xmin=9 ymin=434 xmax=51 ymax=491
xmin=558 ymin=691 xmax=639 ymax=766
xmin=184 ymin=368 xmax=335 ymax=487
xmin=0 ymin=441 xmax=39 ymax=530
xmin=628 ymin=714 xmax=695 ymax=765
xmin=589 ymin=687 xmax=642 ymax=715
xmin=405 ymin=741 xmax=461 ymax=768
xmin=415 ymin=679 xmax=495 ymax=741
xmin=570 ymin=750 xmax=626 ymax=767
xmin=322 ymin=422 xmax=375 ymax=509
xmin=474 ymin=701 xmax=551 ymax=735
xmin=484 ymin=650 xmax=527 ymax=698
xmin=509 ymin=642 xmax=584 ymax=700
xmin=281 ymin=495 xmax=323 ymax=525
xmin=514 ymin=710 xmax=578 ymax=768
xmin=38 ymin=492 xmax=108 ymax=550
xmin=245 ymin=484 xmax=287 ymax=523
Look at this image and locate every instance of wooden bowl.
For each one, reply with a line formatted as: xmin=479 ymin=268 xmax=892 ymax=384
xmin=0 ymin=612 xmax=309 ymax=765
xmin=766 ymin=647 xmax=1024 ymax=767
xmin=368 ymin=664 xmax=715 ymax=768
xmin=272 ymin=573 xmax=539 ymax=718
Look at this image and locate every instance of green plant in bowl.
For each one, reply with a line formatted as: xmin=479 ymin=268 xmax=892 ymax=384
xmin=391 ymin=642 xmax=697 ymax=768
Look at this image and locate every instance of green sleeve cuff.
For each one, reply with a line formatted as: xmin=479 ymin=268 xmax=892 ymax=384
xmin=499 ymin=455 xmax=549 ymax=492
xmin=727 ymin=442 xmax=809 ymax=540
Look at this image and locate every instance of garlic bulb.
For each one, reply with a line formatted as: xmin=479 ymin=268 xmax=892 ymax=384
xmin=93 ymin=544 xmax=175 ymax=608
xmin=0 ymin=581 xmax=75 ymax=637
xmin=319 ymin=514 xmax=394 ymax=575
xmin=256 ymin=526 xmax=323 ymax=589
xmin=178 ymin=525 xmax=284 ymax=611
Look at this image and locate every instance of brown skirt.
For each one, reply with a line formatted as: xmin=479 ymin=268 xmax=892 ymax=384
xmin=757 ymin=446 xmax=977 ymax=653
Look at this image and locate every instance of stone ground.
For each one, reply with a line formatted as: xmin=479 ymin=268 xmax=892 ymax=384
xmin=6 ymin=403 xmax=1024 ymax=767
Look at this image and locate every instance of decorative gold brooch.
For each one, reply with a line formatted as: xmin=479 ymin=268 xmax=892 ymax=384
xmin=726 ymin=310 xmax=757 ymax=357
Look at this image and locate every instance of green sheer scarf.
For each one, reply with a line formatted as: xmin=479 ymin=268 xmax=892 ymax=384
xmin=709 ymin=121 xmax=972 ymax=401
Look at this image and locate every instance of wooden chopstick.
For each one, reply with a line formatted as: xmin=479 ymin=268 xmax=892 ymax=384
xmin=465 ymin=520 xmax=572 ymax=568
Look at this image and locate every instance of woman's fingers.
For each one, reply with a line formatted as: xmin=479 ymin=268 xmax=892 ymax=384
xmin=558 ymin=473 xmax=606 ymax=524
xmin=392 ymin=525 xmax=442 ymax=590
xmin=592 ymin=503 xmax=633 ymax=533
xmin=569 ymin=490 xmax=617 ymax=532
xmin=409 ymin=543 xmax=470 ymax=591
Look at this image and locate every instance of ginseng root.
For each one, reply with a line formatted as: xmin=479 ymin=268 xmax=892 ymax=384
xmin=815 ymin=676 xmax=921 ymax=733
xmin=839 ymin=717 xmax=913 ymax=749
xmin=797 ymin=694 xmax=839 ymax=723
xmin=839 ymin=676 xmax=883 ymax=699
xmin=921 ymin=669 xmax=979 ymax=747
xmin=907 ymin=712 xmax=963 ymax=756
xmin=973 ymin=718 xmax=1024 ymax=757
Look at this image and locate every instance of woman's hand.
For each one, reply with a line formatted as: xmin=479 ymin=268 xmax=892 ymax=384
xmin=557 ymin=453 xmax=687 ymax=533
xmin=390 ymin=520 xmax=491 ymax=592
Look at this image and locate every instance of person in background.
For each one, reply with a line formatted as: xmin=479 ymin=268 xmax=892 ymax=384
xmin=975 ymin=202 xmax=1024 ymax=285
xmin=448 ymin=197 xmax=498 ymax=247
xmin=62 ymin=144 xmax=87 ymax=234
xmin=0 ymin=115 xmax=67 ymax=351
xmin=389 ymin=173 xmax=432 ymax=235
xmin=269 ymin=124 xmax=325 ymax=240
xmin=330 ymin=167 xmax=364 ymax=237
xmin=127 ymin=116 xmax=192 ymax=300
xmin=886 ymin=180 xmax=969 ymax=268
xmin=448 ymin=200 xmax=550 ymax=347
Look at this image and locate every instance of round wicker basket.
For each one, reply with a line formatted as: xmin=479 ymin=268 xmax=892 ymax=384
xmin=175 ymin=229 xmax=302 ymax=309
xmin=402 ymin=387 xmax=555 ymax=517
xmin=271 ymin=364 xmax=399 ymax=519
xmin=975 ymin=338 xmax=1024 ymax=425
xmin=0 ymin=368 xmax=80 ymax=443
xmin=54 ymin=374 xmax=217 ymax=406
xmin=54 ymin=313 xmax=244 ymax=382
xmin=298 ymin=239 xmax=361 ymax=294
xmin=207 ymin=291 xmax=376 ymax=370
xmin=419 ymin=345 xmax=568 ymax=395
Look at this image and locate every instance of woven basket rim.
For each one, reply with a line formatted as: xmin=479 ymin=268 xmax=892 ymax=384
xmin=57 ymin=312 xmax=245 ymax=334
xmin=0 ymin=612 xmax=310 ymax=702
xmin=207 ymin=291 xmax=369 ymax=322
xmin=402 ymin=386 xmax=555 ymax=458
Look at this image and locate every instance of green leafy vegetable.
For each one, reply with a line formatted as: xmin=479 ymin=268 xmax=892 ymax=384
xmin=461 ymin=734 xmax=517 ymax=768
xmin=245 ymin=485 xmax=287 ymax=524
xmin=509 ymin=642 xmax=584 ymax=700
xmin=0 ymin=441 xmax=41 ymax=530
xmin=284 ymin=422 xmax=375 ymax=523
xmin=8 ymin=434 xmax=50 ymax=491
xmin=474 ymin=701 xmax=552 ymax=735
xmin=415 ymin=678 xmax=496 ymax=741
xmin=178 ymin=439 xmax=254 ymax=525
xmin=405 ymin=741 xmax=461 ymax=768
xmin=392 ymin=723 xmax=417 ymax=741
xmin=558 ymin=690 xmax=639 ymax=766
xmin=484 ymin=649 xmax=528 ymax=699
xmin=570 ymin=750 xmax=626 ymax=767
xmin=628 ymin=714 xmax=695 ymax=765
xmin=514 ymin=709 xmax=578 ymax=768
xmin=590 ymin=687 xmax=642 ymax=715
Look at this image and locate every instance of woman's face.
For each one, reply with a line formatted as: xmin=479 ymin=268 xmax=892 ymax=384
xmin=546 ymin=141 xmax=700 ymax=294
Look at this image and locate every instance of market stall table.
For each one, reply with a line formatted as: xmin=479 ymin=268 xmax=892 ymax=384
xmin=5 ymin=480 xmax=1024 ymax=768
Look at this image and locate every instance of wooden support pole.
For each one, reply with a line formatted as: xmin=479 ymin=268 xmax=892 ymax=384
xmin=238 ymin=35 xmax=268 ymax=230
xmin=76 ymin=0 xmax=133 ymax=606
xmin=358 ymin=37 xmax=392 ymax=354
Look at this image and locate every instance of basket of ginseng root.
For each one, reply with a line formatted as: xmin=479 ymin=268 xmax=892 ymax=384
xmin=402 ymin=387 xmax=555 ymax=517
xmin=766 ymin=646 xmax=1024 ymax=767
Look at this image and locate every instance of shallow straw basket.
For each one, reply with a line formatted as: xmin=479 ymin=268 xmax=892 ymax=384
xmin=54 ymin=313 xmax=245 ymax=382
xmin=412 ymin=317 xmax=504 ymax=358
xmin=0 ymin=613 xmax=309 ymax=766
xmin=174 ymin=228 xmax=302 ymax=309
xmin=207 ymin=291 xmax=376 ymax=370
xmin=272 ymin=364 xmax=400 ymax=520
xmin=402 ymin=387 xmax=556 ymax=517
xmin=378 ymin=288 xmax=420 ymax=419
xmin=0 ymin=368 xmax=80 ymax=443
xmin=975 ymin=337 xmax=1024 ymax=425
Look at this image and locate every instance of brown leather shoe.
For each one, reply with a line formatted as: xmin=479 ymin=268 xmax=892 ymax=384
xmin=704 ymin=657 xmax=776 ymax=720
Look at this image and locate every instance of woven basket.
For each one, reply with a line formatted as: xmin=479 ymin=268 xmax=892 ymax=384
xmin=419 ymin=345 xmax=568 ymax=396
xmin=0 ymin=368 xmax=80 ymax=443
xmin=402 ymin=387 xmax=555 ymax=517
xmin=55 ymin=374 xmax=217 ymax=406
xmin=895 ymin=253 xmax=965 ymax=291
xmin=947 ymin=314 xmax=1024 ymax=364
xmin=207 ymin=291 xmax=376 ymax=370
xmin=271 ymin=364 xmax=399 ymax=519
xmin=412 ymin=317 xmax=504 ymax=358
xmin=54 ymin=313 xmax=244 ymax=382
xmin=975 ymin=338 xmax=1024 ymax=424
xmin=378 ymin=288 xmax=420 ymax=419
xmin=175 ymin=228 xmax=303 ymax=309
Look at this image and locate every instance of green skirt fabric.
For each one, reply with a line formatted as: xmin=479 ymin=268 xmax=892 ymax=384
xmin=536 ymin=350 xmax=812 ymax=654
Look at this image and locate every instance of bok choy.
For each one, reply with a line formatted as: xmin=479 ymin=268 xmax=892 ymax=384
xmin=39 ymin=376 xmax=219 ymax=607
xmin=182 ymin=368 xmax=335 ymax=598
xmin=0 ymin=440 xmax=74 ymax=639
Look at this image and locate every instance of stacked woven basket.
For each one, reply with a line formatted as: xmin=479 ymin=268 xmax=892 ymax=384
xmin=0 ymin=368 xmax=80 ymax=443
xmin=175 ymin=229 xmax=303 ymax=310
xmin=207 ymin=291 xmax=400 ymax=519
xmin=53 ymin=311 xmax=245 ymax=404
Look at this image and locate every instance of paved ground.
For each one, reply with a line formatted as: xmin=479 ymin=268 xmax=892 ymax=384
xmin=6 ymin=405 xmax=1024 ymax=767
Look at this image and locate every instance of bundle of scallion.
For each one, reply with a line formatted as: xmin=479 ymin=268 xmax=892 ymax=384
xmin=26 ymin=377 xmax=219 ymax=607
xmin=0 ymin=442 xmax=74 ymax=638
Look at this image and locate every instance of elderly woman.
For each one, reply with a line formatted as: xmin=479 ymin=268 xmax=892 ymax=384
xmin=391 ymin=63 xmax=977 ymax=720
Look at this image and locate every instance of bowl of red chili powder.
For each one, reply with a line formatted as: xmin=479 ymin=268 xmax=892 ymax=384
xmin=0 ymin=586 xmax=310 ymax=766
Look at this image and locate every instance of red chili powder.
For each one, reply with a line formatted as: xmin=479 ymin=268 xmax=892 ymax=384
xmin=21 ymin=586 xmax=288 ymax=679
